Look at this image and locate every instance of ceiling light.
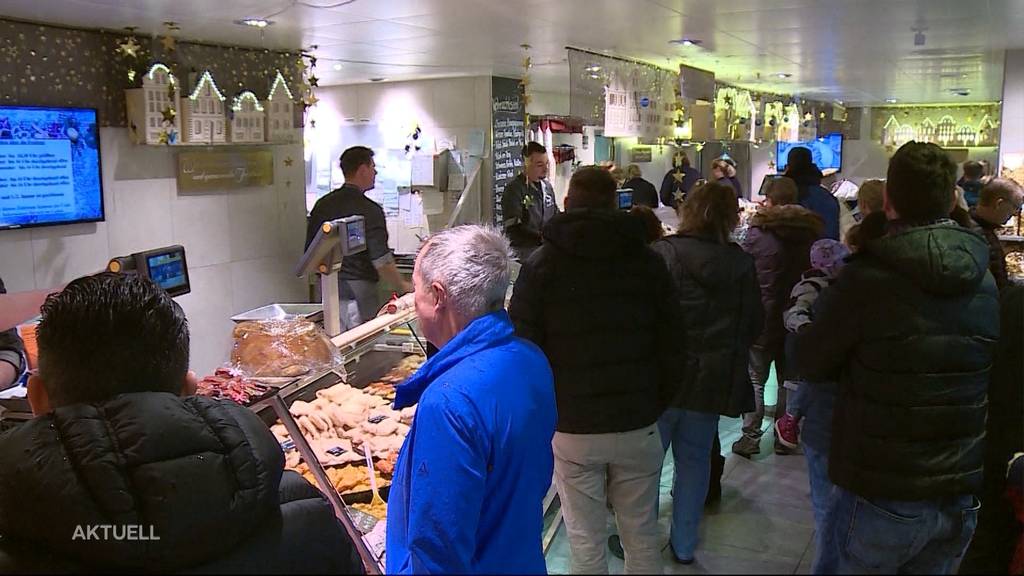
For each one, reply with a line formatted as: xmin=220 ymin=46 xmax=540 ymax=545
xmin=951 ymin=88 xmax=971 ymax=96
xmin=670 ymin=38 xmax=702 ymax=47
xmin=584 ymin=64 xmax=602 ymax=73
xmin=776 ymin=72 xmax=792 ymax=79
xmin=237 ymin=18 xmax=272 ymax=28
xmin=333 ymin=63 xmax=343 ymax=71
xmin=369 ymin=77 xmax=388 ymax=82
xmin=886 ymin=98 xmax=898 ymax=104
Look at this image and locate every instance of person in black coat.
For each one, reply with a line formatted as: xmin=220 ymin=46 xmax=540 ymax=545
xmin=660 ymin=151 xmax=702 ymax=208
xmin=0 ymin=273 xmax=364 ymax=574
xmin=651 ymin=181 xmax=763 ymax=563
xmin=510 ymin=166 xmax=683 ymax=573
xmin=793 ymin=142 xmax=999 ymax=574
xmin=623 ymin=164 xmax=659 ymax=208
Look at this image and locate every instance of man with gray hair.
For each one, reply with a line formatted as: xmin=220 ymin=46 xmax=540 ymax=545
xmin=386 ymin=224 xmax=557 ymax=575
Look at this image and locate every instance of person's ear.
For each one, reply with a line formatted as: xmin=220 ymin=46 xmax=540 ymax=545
xmin=431 ymin=282 xmax=447 ymax=311
xmin=27 ymin=374 xmax=52 ymax=416
xmin=181 ymin=370 xmax=197 ymax=397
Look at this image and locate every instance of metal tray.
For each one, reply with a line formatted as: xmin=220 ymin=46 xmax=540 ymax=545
xmin=230 ymin=303 xmax=324 ymax=324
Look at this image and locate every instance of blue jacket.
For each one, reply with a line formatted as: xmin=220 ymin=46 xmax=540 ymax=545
xmin=797 ymin=184 xmax=840 ymax=240
xmin=386 ymin=311 xmax=557 ymax=574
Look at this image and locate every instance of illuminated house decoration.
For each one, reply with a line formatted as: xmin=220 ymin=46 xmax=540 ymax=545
xmin=731 ymin=90 xmax=757 ymax=141
xmin=603 ymin=72 xmax=633 ymax=137
xmin=919 ymin=118 xmax=935 ymax=143
xmin=763 ymin=101 xmax=785 ymax=142
xmin=798 ymin=111 xmax=817 ymax=141
xmin=125 ymin=62 xmax=181 ymax=145
xmin=976 ymin=115 xmax=998 ymax=145
xmin=895 ymin=123 xmax=917 ymax=146
xmin=881 ymin=115 xmax=902 ymax=146
xmin=264 ymin=70 xmax=295 ymax=142
xmin=956 ymin=125 xmax=977 ymax=146
xmin=229 ymin=90 xmax=265 ymax=143
xmin=779 ymin=104 xmax=801 ymax=142
xmin=181 ymin=70 xmax=226 ymax=144
xmin=936 ymin=116 xmax=957 ymax=146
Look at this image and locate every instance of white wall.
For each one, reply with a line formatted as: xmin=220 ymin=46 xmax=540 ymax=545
xmin=311 ymin=76 xmax=493 ymax=220
xmin=1000 ymin=49 xmax=1024 ymax=162
xmin=0 ymin=128 xmax=308 ymax=376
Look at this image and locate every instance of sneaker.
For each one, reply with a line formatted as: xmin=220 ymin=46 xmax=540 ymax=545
xmin=608 ymin=534 xmax=624 ymax=560
xmin=774 ymin=413 xmax=800 ymax=450
xmin=731 ymin=435 xmax=761 ymax=458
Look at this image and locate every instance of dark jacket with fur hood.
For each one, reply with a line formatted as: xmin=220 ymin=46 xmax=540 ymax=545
xmin=742 ymin=205 xmax=824 ymax=349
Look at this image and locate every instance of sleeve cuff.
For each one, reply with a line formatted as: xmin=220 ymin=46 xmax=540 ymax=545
xmin=372 ymin=252 xmax=395 ymax=269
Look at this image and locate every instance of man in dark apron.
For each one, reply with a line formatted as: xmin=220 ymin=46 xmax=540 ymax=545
xmin=502 ymin=142 xmax=559 ymax=262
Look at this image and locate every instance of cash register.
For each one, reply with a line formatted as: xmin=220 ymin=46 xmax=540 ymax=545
xmin=107 ymin=245 xmax=191 ymax=297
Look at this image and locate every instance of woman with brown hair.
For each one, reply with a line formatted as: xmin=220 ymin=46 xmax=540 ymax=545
xmin=651 ymin=181 xmax=764 ymax=563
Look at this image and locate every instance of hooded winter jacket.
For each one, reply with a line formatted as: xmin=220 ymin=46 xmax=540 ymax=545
xmin=793 ymin=220 xmax=999 ymax=500
xmin=510 ymin=209 xmax=683 ymax=434
xmin=788 ymin=167 xmax=840 ymax=240
xmin=0 ymin=393 xmax=361 ymax=574
xmin=386 ymin=311 xmax=556 ymax=574
xmin=652 ymin=234 xmax=764 ymax=417
xmin=742 ymin=205 xmax=824 ymax=349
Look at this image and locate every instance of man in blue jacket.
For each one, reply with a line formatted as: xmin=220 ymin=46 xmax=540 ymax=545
xmin=785 ymin=146 xmax=840 ymax=240
xmin=386 ymin=225 xmax=557 ymax=574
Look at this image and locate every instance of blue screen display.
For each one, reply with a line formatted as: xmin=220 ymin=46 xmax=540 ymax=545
xmin=147 ymin=251 xmax=187 ymax=291
xmin=617 ymin=189 xmax=633 ymax=210
xmin=0 ymin=106 xmax=103 ymax=230
xmin=777 ymin=133 xmax=843 ymax=172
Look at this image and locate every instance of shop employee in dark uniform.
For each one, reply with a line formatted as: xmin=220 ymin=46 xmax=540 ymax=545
xmin=502 ymin=142 xmax=559 ymax=261
xmin=305 ymin=146 xmax=412 ymax=330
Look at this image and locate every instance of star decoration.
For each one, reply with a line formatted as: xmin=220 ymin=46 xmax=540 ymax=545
xmin=672 ymin=171 xmax=684 ymax=184
xmin=161 ymin=106 xmax=176 ymax=123
xmin=118 ymin=37 xmax=141 ymax=58
xmin=308 ymin=74 xmax=319 ymax=87
xmin=127 ymin=69 xmax=136 ymax=82
xmin=285 ymin=180 xmax=292 ymax=188
xmin=161 ymin=35 xmax=176 ymax=52
xmin=303 ymin=93 xmax=319 ymax=107
xmin=284 ymin=156 xmax=294 ymax=167
xmin=673 ymin=190 xmax=684 ymax=204
xmin=295 ymin=58 xmax=307 ymax=75
xmin=309 ymin=119 xmax=316 ymax=128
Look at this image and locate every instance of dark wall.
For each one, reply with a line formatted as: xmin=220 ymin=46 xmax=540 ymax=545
xmin=0 ymin=18 xmax=300 ymax=127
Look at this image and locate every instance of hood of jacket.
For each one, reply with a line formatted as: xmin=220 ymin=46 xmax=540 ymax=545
xmin=542 ymin=209 xmax=647 ymax=260
xmin=749 ymin=205 xmax=824 ymax=243
xmin=867 ymin=221 xmax=991 ymax=296
xmin=0 ymin=392 xmax=283 ymax=572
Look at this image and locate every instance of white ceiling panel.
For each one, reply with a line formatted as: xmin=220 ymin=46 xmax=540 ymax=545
xmin=0 ymin=0 xmax=1019 ymax=104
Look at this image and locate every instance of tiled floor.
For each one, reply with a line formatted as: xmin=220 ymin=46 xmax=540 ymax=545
xmin=545 ymin=411 xmax=818 ymax=575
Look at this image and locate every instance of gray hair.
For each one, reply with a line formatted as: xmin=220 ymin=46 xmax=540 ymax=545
xmin=417 ymin=225 xmax=513 ymax=320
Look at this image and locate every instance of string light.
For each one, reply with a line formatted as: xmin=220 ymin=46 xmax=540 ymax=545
xmin=147 ymin=62 xmax=176 ymax=85
xmin=232 ymin=90 xmax=264 ymax=112
xmin=268 ymin=69 xmax=294 ymax=101
xmin=188 ymin=70 xmax=226 ymax=101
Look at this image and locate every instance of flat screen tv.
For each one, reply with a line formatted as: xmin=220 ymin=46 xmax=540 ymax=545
xmin=0 ymin=106 xmax=103 ymax=230
xmin=776 ymin=133 xmax=843 ymax=172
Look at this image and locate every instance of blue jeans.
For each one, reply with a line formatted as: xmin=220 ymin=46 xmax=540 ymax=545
xmin=658 ymin=408 xmax=719 ymax=560
xmin=805 ymin=443 xmax=837 ymax=573
xmin=817 ymin=486 xmax=981 ymax=574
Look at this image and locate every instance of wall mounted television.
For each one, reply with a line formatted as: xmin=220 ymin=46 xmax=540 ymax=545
xmin=0 ymin=105 xmax=103 ymax=231
xmin=776 ymin=133 xmax=843 ymax=172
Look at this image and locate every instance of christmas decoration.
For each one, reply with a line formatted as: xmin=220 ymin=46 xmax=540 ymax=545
xmin=118 ymin=36 xmax=141 ymax=58
xmin=229 ymin=90 xmax=264 ymax=143
xmin=125 ymin=62 xmax=180 ymax=145
xmin=264 ymin=69 xmax=296 ymax=142
xmin=182 ymin=70 xmax=226 ymax=143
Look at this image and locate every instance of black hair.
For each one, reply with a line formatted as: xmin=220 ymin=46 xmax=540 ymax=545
xmin=886 ymin=141 xmax=956 ymax=222
xmin=339 ymin=146 xmax=375 ymax=178
xmin=787 ymin=146 xmax=813 ymax=169
xmin=522 ymin=141 xmax=547 ymax=158
xmin=36 ymin=272 xmax=190 ymax=407
xmin=962 ymin=160 xmax=984 ymax=180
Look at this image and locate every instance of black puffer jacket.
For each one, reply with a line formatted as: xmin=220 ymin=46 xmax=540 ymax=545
xmin=742 ymin=205 xmax=824 ymax=349
xmin=0 ymin=393 xmax=363 ymax=574
xmin=509 ymin=209 xmax=683 ymax=434
xmin=652 ymin=235 xmax=764 ymax=417
xmin=793 ymin=221 xmax=999 ymax=500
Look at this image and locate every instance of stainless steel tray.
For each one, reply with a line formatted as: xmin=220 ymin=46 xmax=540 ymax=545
xmin=231 ymin=303 xmax=324 ymax=323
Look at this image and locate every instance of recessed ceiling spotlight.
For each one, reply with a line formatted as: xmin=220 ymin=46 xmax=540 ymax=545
xmin=236 ymin=18 xmax=272 ymax=28
xmin=776 ymin=72 xmax=792 ymax=79
xmin=951 ymin=88 xmax=971 ymax=96
xmin=369 ymin=77 xmax=388 ymax=82
xmin=670 ymin=38 xmax=702 ymax=47
xmin=584 ymin=64 xmax=602 ymax=73
xmin=333 ymin=63 xmax=343 ymax=71
xmin=886 ymin=98 xmax=898 ymax=103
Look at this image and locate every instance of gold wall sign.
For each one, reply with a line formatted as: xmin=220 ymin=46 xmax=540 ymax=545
xmin=177 ymin=150 xmax=274 ymax=191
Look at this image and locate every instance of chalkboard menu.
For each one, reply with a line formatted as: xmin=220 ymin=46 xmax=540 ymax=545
xmin=491 ymin=76 xmax=526 ymax=224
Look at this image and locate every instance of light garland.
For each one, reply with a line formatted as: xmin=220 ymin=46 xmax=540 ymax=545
xmin=146 ymin=62 xmax=177 ymax=85
xmin=268 ymin=69 xmax=294 ymax=101
xmin=232 ymin=90 xmax=264 ymax=112
xmin=188 ymin=70 xmax=226 ymax=101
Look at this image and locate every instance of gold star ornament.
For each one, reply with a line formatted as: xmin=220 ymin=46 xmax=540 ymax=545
xmin=284 ymin=156 xmax=294 ymax=167
xmin=161 ymin=106 xmax=176 ymax=123
xmin=161 ymin=35 xmax=176 ymax=52
xmin=672 ymin=170 xmax=684 ymax=184
xmin=118 ymin=37 xmax=141 ymax=58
